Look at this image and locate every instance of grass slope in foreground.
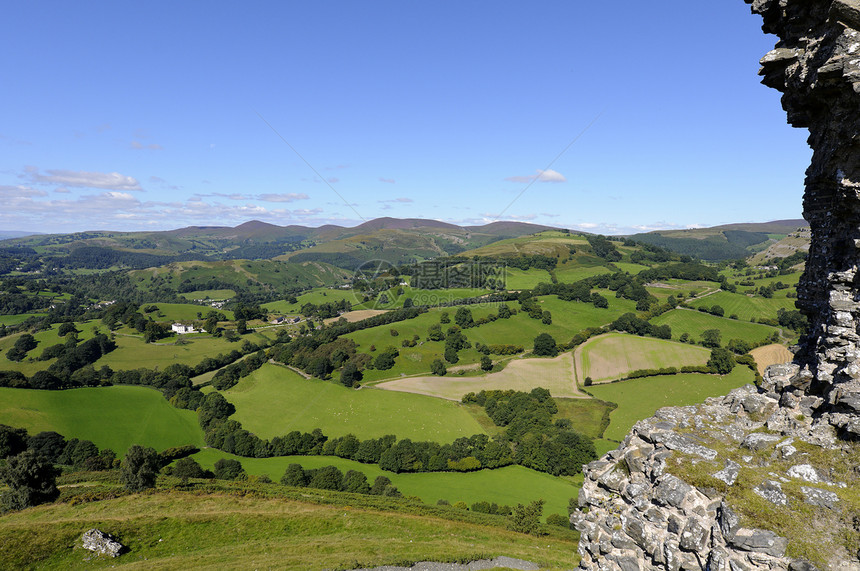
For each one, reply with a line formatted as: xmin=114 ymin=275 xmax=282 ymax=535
xmin=192 ymin=448 xmax=580 ymax=520
xmin=0 ymin=385 xmax=204 ymax=454
xmin=224 ymin=364 xmax=487 ymax=442
xmin=0 ymin=491 xmax=579 ymax=570
xmin=588 ymin=366 xmax=756 ymax=441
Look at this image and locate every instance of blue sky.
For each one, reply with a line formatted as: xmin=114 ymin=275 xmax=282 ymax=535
xmin=0 ymin=1 xmax=810 ymax=235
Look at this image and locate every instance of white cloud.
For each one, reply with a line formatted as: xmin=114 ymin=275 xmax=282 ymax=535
xmin=379 ymin=177 xmax=396 ymax=184
xmin=505 ymin=169 xmax=567 ymax=184
xmin=257 ymin=193 xmax=310 ymax=203
xmin=378 ymin=197 xmax=413 ymax=204
xmin=26 ymin=168 xmax=143 ymax=191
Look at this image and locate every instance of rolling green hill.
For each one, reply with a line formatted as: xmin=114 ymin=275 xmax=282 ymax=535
xmin=0 ymin=385 xmax=204 ymax=453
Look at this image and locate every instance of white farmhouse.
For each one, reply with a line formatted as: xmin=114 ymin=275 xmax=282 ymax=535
xmin=171 ymin=323 xmax=196 ymax=334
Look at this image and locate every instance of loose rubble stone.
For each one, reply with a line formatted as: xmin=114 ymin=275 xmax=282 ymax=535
xmin=787 ymin=464 xmax=821 ymax=483
xmin=81 ymin=529 xmax=123 ymax=558
xmin=713 ymin=459 xmax=741 ymax=486
xmin=800 ymin=486 xmax=840 ymax=509
xmin=753 ymin=480 xmax=788 ymax=506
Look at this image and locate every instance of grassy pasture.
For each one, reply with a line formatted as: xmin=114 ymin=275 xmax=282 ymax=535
xmin=94 ymin=330 xmax=270 ymax=371
xmin=611 ymin=262 xmax=650 ymax=275
xmin=0 ymin=313 xmax=43 ymax=326
xmin=575 ymin=333 xmax=710 ymax=383
xmin=588 ymin=366 xmax=756 ymax=441
xmin=140 ymin=302 xmax=235 ymax=322
xmin=223 ymin=364 xmax=487 ymax=442
xmin=503 ymin=268 xmax=553 ymax=290
xmin=263 ymin=287 xmax=359 ymax=314
xmin=178 ymin=288 xmax=236 ymax=300
xmin=376 ymin=353 xmax=583 ymax=400
xmin=686 ymin=290 xmax=795 ymax=322
xmin=0 ymin=385 xmax=204 ymax=453
xmin=355 ymin=287 xmax=493 ymax=310
xmin=0 ymin=320 xmax=103 ymax=375
xmin=347 ymin=296 xmax=635 ymax=382
xmin=553 ymin=265 xmax=613 ymax=283
xmin=650 ymin=308 xmax=779 ymax=344
xmin=191 ymin=448 xmax=579 ymax=520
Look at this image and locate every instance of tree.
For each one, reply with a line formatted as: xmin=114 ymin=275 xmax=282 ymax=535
xmin=173 ymin=457 xmax=205 ymax=484
xmin=58 ymin=322 xmax=78 ymax=337
xmin=444 ymin=346 xmax=459 ymax=364
xmin=480 ymin=355 xmax=493 ymax=371
xmin=541 ymin=311 xmax=552 ymax=325
xmin=343 ymin=470 xmax=371 ymax=494
xmin=700 ymin=329 xmax=722 ymax=348
xmin=455 ymin=307 xmax=474 ymax=328
xmin=7 ymin=334 xmax=37 ymax=362
xmin=307 ymin=465 xmax=344 ymax=490
xmin=236 ymin=319 xmax=248 ymax=335
xmin=707 ymin=347 xmax=736 ymax=375
xmin=121 ymin=445 xmax=160 ymax=491
xmin=214 ymin=458 xmax=244 ymax=480
xmin=533 ymin=333 xmax=558 ymax=357
xmin=373 ymin=347 xmax=399 ymax=370
xmin=340 ymin=362 xmax=363 ymax=387
xmin=0 ymin=450 xmax=60 ymax=510
xmin=427 ymin=323 xmax=445 ymax=342
xmin=430 ymin=359 xmax=447 ymax=376
xmin=498 ymin=304 xmax=511 ymax=319
xmin=440 ymin=312 xmax=450 ymax=324
xmin=0 ymin=424 xmax=28 ymax=459
xmin=26 ymin=431 xmax=66 ymax=463
xmin=508 ymin=499 xmax=545 ymax=534
xmin=281 ymin=463 xmax=307 ymax=487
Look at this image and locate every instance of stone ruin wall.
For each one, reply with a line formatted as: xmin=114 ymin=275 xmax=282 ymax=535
xmin=754 ymin=0 xmax=860 ymax=424
xmin=570 ymin=1 xmax=860 ymax=569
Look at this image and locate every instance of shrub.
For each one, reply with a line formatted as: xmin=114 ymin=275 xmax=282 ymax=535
xmin=0 ymin=450 xmax=60 ymax=510
xmin=508 ymin=499 xmax=545 ymax=534
xmin=546 ymin=513 xmax=570 ymax=528
xmin=533 ymin=333 xmax=558 ymax=357
xmin=121 ymin=445 xmax=160 ymax=491
xmin=213 ymin=458 xmax=244 ymax=480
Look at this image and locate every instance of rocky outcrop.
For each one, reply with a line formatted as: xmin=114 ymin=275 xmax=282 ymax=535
xmin=745 ymin=0 xmax=860 ymax=414
xmin=81 ymin=529 xmax=123 ymax=557
xmin=571 ymin=367 xmax=860 ymax=570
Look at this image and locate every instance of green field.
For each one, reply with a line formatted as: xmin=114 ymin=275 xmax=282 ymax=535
xmin=223 ymin=364 xmax=487 ymax=442
xmin=139 ymin=302 xmax=235 ymax=322
xmin=93 ymin=330 xmax=271 ymax=371
xmin=503 ymin=268 xmax=553 ymax=290
xmin=263 ymin=287 xmax=359 ymax=314
xmin=0 ymin=320 xmax=104 ymax=375
xmin=346 ymin=296 xmax=636 ymax=382
xmin=355 ymin=287 xmax=493 ymax=310
xmin=192 ymin=448 xmax=579 ymax=520
xmin=178 ymin=289 xmax=236 ymax=300
xmin=552 ymin=265 xmax=613 ymax=284
xmin=0 ymin=313 xmax=44 ymax=326
xmin=650 ymin=308 xmax=779 ymax=344
xmin=577 ymin=333 xmax=710 ymax=383
xmin=686 ymin=290 xmax=796 ymax=322
xmin=588 ymin=366 xmax=756 ymax=441
xmin=611 ymin=262 xmax=650 ymax=275
xmin=0 ymin=385 xmax=204 ymax=453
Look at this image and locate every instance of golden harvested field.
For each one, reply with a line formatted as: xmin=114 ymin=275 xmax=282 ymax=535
xmin=750 ymin=343 xmax=794 ymax=375
xmin=575 ymin=333 xmax=710 ymax=383
xmin=324 ymin=309 xmax=388 ymax=324
xmin=375 ymin=353 xmax=584 ymax=400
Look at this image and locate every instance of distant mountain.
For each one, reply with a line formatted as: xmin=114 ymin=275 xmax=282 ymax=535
xmin=629 ymin=219 xmax=808 ymax=261
xmin=0 ymin=218 xmax=560 ymax=270
xmin=0 ymin=231 xmax=42 ymax=240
